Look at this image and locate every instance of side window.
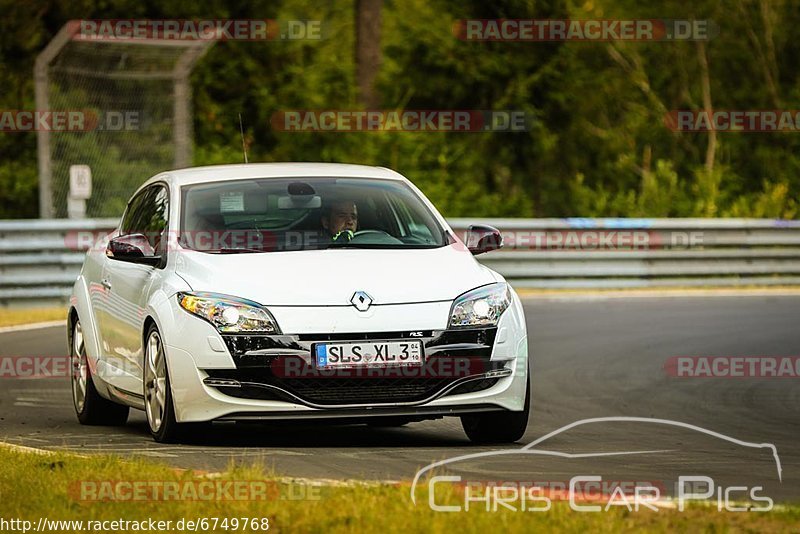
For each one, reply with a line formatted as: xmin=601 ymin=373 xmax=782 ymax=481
xmin=119 ymin=186 xmax=169 ymax=251
xmin=120 ymin=192 xmax=146 ymax=236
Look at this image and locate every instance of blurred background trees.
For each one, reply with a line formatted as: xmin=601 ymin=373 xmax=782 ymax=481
xmin=0 ymin=0 xmax=798 ymax=219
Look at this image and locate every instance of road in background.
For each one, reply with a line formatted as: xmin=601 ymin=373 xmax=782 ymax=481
xmin=1 ymin=295 xmax=798 ymax=500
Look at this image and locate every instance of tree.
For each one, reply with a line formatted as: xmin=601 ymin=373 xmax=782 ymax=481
xmin=355 ymin=0 xmax=382 ymax=108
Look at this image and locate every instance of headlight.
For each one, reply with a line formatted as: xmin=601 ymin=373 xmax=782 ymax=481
xmin=449 ymin=283 xmax=511 ymax=328
xmin=177 ymin=292 xmax=280 ymax=334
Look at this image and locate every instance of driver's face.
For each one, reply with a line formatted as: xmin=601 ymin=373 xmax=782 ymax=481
xmin=323 ymin=201 xmax=358 ymax=235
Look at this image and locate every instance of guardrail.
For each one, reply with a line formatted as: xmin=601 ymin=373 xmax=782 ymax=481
xmin=1 ymin=218 xmax=800 ymax=305
xmin=448 ymin=218 xmax=800 ymax=289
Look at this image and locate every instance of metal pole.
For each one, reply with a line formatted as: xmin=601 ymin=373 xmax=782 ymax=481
xmin=34 ymin=23 xmax=80 ymax=218
xmin=34 ymin=63 xmax=52 ymax=218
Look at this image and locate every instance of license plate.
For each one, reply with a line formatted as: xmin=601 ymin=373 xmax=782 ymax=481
xmin=315 ymin=340 xmax=423 ymax=368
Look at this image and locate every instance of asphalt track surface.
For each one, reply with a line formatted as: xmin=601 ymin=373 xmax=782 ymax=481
xmin=1 ymin=295 xmax=799 ymax=501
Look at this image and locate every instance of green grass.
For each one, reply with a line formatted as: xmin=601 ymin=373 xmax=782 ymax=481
xmin=0 ymin=447 xmax=798 ymax=532
xmin=0 ymin=308 xmax=66 ymax=327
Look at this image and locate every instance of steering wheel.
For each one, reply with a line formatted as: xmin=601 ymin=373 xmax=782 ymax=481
xmin=352 ymin=230 xmax=390 ymax=238
xmin=226 ymin=219 xmax=263 ymax=230
xmin=348 ymin=229 xmax=403 ymax=245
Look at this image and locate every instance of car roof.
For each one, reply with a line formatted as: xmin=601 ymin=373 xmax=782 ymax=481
xmin=144 ymin=163 xmax=406 ymax=189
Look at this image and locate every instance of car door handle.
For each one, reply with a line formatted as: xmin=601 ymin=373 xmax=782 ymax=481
xmin=101 ymin=278 xmax=112 ymax=291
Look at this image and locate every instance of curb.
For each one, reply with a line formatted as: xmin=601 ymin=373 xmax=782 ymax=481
xmin=0 ymin=441 xmax=59 ymax=456
xmin=0 ymin=320 xmax=66 ymax=334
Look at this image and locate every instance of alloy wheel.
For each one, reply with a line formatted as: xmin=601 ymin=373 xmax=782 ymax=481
xmin=144 ymin=330 xmax=167 ymax=433
xmin=70 ymin=321 xmax=88 ymax=413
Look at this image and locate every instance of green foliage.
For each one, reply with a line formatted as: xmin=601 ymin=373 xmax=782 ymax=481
xmin=726 ymin=180 xmax=798 ymax=218
xmin=0 ymin=160 xmax=38 ymax=219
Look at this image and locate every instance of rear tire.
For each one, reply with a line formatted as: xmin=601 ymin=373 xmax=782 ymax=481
xmin=461 ymin=375 xmax=530 ymax=444
xmin=71 ymin=319 xmax=129 ymax=426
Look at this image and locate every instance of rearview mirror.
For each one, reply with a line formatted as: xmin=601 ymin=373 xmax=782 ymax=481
xmin=278 ymin=182 xmax=322 ymax=209
xmin=106 ymin=234 xmax=161 ymax=266
xmin=466 ymin=225 xmax=503 ymax=255
xmin=277 ymin=194 xmax=322 ymax=209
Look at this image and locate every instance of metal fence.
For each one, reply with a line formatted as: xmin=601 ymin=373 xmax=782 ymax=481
xmin=35 ymin=23 xmax=212 ymax=218
xmin=447 ymin=218 xmax=800 ymax=289
xmin=2 ymin=218 xmax=800 ymax=305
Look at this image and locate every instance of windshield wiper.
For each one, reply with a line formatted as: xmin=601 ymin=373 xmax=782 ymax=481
xmin=324 ymin=243 xmax=406 ymax=249
xmin=206 ymin=247 xmax=266 ymax=254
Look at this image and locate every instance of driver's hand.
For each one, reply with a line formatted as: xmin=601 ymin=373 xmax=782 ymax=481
xmin=332 ymin=229 xmax=354 ymax=243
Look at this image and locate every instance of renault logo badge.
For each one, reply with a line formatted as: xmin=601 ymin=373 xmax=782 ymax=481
xmin=350 ymin=291 xmax=373 ymax=312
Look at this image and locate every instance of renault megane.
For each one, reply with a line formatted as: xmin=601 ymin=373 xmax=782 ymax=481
xmin=67 ymin=163 xmax=529 ymax=443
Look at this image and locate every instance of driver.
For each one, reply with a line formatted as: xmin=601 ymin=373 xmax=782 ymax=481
xmin=321 ymin=199 xmax=358 ymax=242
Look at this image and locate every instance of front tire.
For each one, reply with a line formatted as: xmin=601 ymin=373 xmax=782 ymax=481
xmin=461 ymin=375 xmax=530 ymax=444
xmin=144 ymin=325 xmax=180 ymax=442
xmin=71 ymin=319 xmax=129 ymax=426
xmin=144 ymin=325 xmax=205 ymax=443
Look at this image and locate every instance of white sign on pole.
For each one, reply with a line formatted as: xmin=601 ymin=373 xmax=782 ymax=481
xmin=67 ymin=197 xmax=86 ymax=219
xmin=69 ymin=165 xmax=92 ymax=200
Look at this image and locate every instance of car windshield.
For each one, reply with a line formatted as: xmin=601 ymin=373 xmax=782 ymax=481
xmin=179 ymin=177 xmax=448 ymax=253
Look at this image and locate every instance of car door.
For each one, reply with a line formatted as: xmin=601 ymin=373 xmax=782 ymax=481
xmin=93 ymin=189 xmax=146 ymax=382
xmin=98 ymin=184 xmax=169 ymax=394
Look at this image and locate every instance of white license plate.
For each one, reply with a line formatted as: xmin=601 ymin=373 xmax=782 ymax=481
xmin=315 ymin=340 xmax=423 ymax=368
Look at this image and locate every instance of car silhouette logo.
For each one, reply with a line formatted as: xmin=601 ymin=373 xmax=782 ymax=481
xmin=350 ymin=291 xmax=373 ymax=311
xmin=409 ymin=416 xmax=784 ymax=506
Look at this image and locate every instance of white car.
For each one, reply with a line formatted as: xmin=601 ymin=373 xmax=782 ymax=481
xmin=68 ymin=163 xmax=529 ymax=443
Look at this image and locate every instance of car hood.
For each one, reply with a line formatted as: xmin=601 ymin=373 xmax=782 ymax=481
xmin=173 ymin=244 xmax=497 ymax=306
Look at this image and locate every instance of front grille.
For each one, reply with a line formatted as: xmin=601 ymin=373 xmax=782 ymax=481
xmin=221 ymin=327 xmax=497 ymax=366
xmin=205 ymin=357 xmax=506 ymax=406
xmin=210 ymin=327 xmax=501 ymax=406
xmin=275 ymin=376 xmax=449 ymax=404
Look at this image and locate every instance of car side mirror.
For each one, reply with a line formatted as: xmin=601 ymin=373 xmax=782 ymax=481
xmin=466 ymin=225 xmax=503 ymax=255
xmin=106 ymin=234 xmax=161 ymax=266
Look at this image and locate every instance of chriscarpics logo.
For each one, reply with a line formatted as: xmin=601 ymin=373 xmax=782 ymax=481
xmin=410 ymin=417 xmax=781 ymax=513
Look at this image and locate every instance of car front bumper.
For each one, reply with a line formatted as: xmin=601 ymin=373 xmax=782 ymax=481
xmin=159 ymin=291 xmax=529 ymax=423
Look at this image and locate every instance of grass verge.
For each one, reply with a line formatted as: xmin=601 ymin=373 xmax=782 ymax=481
xmin=0 ymin=447 xmax=798 ymax=533
xmin=0 ymin=308 xmax=65 ymax=327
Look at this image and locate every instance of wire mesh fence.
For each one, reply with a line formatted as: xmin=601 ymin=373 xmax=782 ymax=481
xmin=35 ymin=23 xmax=211 ymax=218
